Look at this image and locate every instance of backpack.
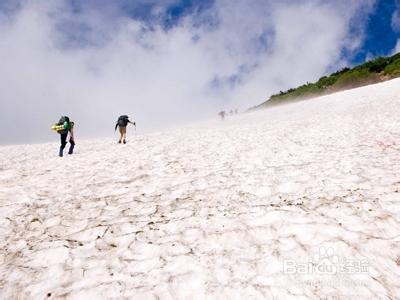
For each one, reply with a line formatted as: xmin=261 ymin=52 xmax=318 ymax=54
xmin=117 ymin=115 xmax=129 ymax=127
xmin=56 ymin=116 xmax=70 ymax=134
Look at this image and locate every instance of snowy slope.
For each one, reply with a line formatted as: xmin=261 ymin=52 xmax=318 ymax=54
xmin=1 ymin=79 xmax=400 ymax=299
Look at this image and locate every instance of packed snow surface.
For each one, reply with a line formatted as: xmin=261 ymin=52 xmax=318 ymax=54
xmin=1 ymin=79 xmax=400 ymax=299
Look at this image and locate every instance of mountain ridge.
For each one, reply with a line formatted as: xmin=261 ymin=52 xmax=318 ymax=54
xmin=250 ymin=52 xmax=400 ymax=110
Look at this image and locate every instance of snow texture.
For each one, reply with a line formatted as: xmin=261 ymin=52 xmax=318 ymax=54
xmin=1 ymin=79 xmax=400 ymax=299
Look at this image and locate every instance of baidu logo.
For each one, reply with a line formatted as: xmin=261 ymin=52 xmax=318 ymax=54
xmin=283 ymin=247 xmax=369 ymax=275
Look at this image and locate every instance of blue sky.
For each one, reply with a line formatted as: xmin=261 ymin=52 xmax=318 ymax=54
xmin=62 ymin=0 xmax=400 ymax=65
xmin=0 ymin=0 xmax=399 ymax=143
xmin=0 ymin=0 xmax=399 ymax=60
xmin=353 ymin=0 xmax=399 ymax=63
xmin=164 ymin=0 xmax=398 ymax=65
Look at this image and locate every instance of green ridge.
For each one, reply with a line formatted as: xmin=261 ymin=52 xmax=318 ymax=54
xmin=250 ymin=52 xmax=400 ymax=110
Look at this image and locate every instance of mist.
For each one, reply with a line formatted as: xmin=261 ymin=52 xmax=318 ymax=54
xmin=0 ymin=0 xmax=375 ymax=144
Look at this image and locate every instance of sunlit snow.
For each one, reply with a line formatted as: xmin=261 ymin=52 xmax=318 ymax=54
xmin=1 ymin=79 xmax=400 ymax=299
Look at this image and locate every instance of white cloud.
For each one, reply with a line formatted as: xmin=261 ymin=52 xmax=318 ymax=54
xmin=391 ymin=0 xmax=400 ymax=55
xmin=392 ymin=39 xmax=400 ymax=54
xmin=0 ymin=0 xmax=376 ymax=144
xmin=392 ymin=13 xmax=400 ymax=33
xmin=392 ymin=0 xmax=400 ymax=32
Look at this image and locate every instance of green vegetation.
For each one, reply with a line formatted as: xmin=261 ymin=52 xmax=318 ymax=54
xmin=252 ymin=52 xmax=400 ymax=110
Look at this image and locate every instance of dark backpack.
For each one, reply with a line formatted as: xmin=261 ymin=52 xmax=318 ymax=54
xmin=117 ymin=115 xmax=129 ymax=127
xmin=57 ymin=116 xmax=70 ymax=134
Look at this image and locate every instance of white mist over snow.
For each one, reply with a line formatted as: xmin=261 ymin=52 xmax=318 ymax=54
xmin=0 ymin=0 xmax=375 ymax=144
xmin=1 ymin=79 xmax=400 ymax=298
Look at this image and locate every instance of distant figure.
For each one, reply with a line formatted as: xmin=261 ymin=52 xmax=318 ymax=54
xmin=235 ymin=109 xmax=238 ymax=115
xmin=51 ymin=116 xmax=75 ymax=157
xmin=230 ymin=109 xmax=234 ymax=116
xmin=218 ymin=111 xmax=226 ymax=120
xmin=115 ymin=115 xmax=136 ymax=144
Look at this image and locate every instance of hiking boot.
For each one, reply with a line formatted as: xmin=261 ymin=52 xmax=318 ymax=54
xmin=68 ymin=144 xmax=74 ymax=154
xmin=118 ymin=140 xmax=121 ymax=144
xmin=123 ymin=139 xmax=126 ymax=144
xmin=59 ymin=149 xmax=63 ymax=157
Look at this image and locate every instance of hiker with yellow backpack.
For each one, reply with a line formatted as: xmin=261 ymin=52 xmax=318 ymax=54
xmin=52 ymin=116 xmax=75 ymax=157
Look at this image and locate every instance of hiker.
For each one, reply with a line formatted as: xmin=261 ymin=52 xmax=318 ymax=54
xmin=115 ymin=115 xmax=136 ymax=144
xmin=53 ymin=116 xmax=75 ymax=157
xmin=218 ymin=111 xmax=226 ymax=120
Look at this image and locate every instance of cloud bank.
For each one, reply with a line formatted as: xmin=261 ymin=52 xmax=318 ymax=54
xmin=0 ymin=0 xmax=375 ymax=144
xmin=392 ymin=0 xmax=400 ymax=54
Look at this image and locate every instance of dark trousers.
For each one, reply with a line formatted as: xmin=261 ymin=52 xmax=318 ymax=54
xmin=60 ymin=133 xmax=75 ymax=156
